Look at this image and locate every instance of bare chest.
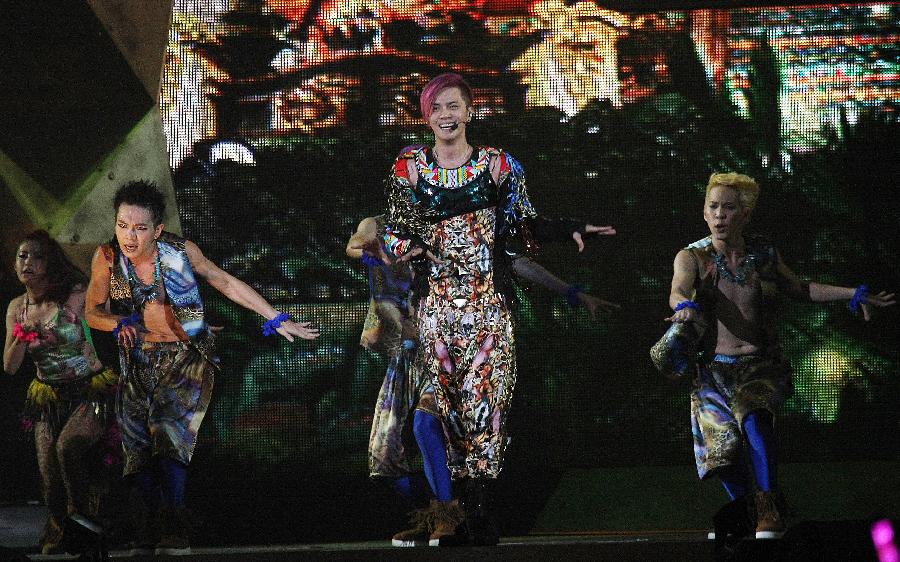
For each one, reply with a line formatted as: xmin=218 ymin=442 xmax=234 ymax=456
xmin=715 ymin=274 xmax=761 ymax=318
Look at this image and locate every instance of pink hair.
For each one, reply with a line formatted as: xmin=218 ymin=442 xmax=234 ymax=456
xmin=419 ymin=73 xmax=473 ymax=121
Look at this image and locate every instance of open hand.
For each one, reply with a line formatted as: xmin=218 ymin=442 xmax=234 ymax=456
xmin=277 ymin=320 xmax=320 ymax=342
xmin=572 ymin=224 xmax=617 ymax=253
xmin=348 ymin=236 xmax=391 ymax=264
xmin=860 ymin=290 xmax=896 ymax=321
xmin=397 ymin=245 xmax=444 ymax=265
xmin=665 ymin=307 xmax=698 ymax=324
xmin=577 ymin=293 xmax=620 ymax=320
xmin=116 ymin=324 xmax=141 ymax=348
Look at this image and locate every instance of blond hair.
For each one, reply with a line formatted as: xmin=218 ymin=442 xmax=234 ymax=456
xmin=705 ymin=172 xmax=760 ymax=211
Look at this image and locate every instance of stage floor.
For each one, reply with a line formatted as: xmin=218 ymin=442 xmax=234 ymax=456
xmin=26 ymin=532 xmax=721 ymax=561
xmin=4 ymin=503 xmax=884 ymax=561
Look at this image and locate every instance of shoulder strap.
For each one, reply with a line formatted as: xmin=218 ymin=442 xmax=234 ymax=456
xmin=81 ymin=317 xmax=96 ymax=351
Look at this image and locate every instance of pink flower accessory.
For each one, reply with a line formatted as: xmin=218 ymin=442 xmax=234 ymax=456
xmin=13 ymin=323 xmax=39 ymax=343
xmin=21 ymin=417 xmax=34 ymax=432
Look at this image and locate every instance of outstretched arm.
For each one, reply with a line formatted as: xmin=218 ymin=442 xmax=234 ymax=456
xmin=510 ymin=255 xmax=619 ymax=320
xmin=666 ymin=250 xmax=699 ymax=323
xmin=185 ymin=241 xmax=319 ymax=341
xmin=776 ymin=251 xmax=895 ymax=321
xmin=490 ymin=152 xmax=615 ymax=253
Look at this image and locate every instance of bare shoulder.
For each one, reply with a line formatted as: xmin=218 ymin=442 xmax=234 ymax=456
xmin=357 ymin=216 xmax=378 ymax=235
xmin=183 ymin=239 xmax=205 ymax=260
xmin=6 ymin=294 xmax=26 ymax=318
xmin=65 ymin=286 xmax=88 ymax=316
xmin=674 ymin=249 xmax=696 ymax=270
xmin=91 ymin=244 xmax=113 ymax=266
xmin=183 ymin=239 xmax=221 ymax=279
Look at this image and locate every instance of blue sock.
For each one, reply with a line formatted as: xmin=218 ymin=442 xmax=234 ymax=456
xmin=717 ymin=463 xmax=750 ymax=500
xmin=160 ymin=458 xmax=188 ymax=509
xmin=413 ymin=411 xmax=453 ymax=503
xmin=743 ymin=410 xmax=776 ymax=492
xmin=132 ymin=468 xmax=160 ymax=511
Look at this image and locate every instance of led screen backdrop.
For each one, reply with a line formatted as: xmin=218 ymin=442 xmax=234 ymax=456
xmin=161 ymin=0 xmax=899 ymax=484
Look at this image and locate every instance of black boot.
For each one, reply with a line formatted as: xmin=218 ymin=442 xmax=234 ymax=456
xmin=464 ymin=478 xmax=499 ymax=546
xmin=432 ymin=479 xmax=473 ymax=547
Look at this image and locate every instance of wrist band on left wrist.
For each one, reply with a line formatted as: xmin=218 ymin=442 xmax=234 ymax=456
xmin=263 ymin=312 xmax=291 ymax=336
xmin=849 ymin=285 xmax=869 ymax=313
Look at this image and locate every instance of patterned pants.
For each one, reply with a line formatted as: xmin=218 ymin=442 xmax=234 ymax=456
xmin=118 ymin=341 xmax=215 ymax=475
xmin=691 ymin=355 xmax=792 ymax=479
xmin=419 ymin=288 xmax=515 ymax=480
xmin=368 ymin=341 xmax=440 ymax=478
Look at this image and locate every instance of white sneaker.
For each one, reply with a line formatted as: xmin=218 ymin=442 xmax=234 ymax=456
xmin=754 ymin=529 xmax=785 ymax=540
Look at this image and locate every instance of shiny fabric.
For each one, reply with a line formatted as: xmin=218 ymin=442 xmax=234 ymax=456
xmin=25 ymin=304 xmax=101 ymax=386
xmin=360 ymin=216 xmax=415 ymax=358
xmin=684 ymin=235 xmax=784 ymax=359
xmin=383 ymin=146 xmax=536 ymax=256
xmin=383 ymin=146 xmax=533 ymax=481
xmin=650 ymin=320 xmax=706 ymax=380
xmin=420 ymin=209 xmax=516 ymax=480
xmin=119 ymin=339 xmax=216 ymax=475
xmin=368 ymin=340 xmax=439 ymax=478
xmin=365 ymin=215 xmax=440 ymax=478
xmin=104 ymin=231 xmax=211 ymax=342
xmin=691 ymin=355 xmax=791 ymax=479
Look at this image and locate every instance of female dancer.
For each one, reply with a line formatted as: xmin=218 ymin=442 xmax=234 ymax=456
xmin=4 ymin=230 xmax=117 ymax=554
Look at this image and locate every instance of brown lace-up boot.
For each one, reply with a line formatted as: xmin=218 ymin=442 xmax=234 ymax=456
xmin=156 ymin=506 xmax=191 ymax=555
xmin=754 ymin=491 xmax=785 ymax=539
xmin=428 ymin=499 xmax=466 ymax=546
xmin=391 ymin=504 xmax=433 ymax=547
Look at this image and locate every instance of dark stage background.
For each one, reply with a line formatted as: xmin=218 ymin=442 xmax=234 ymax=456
xmin=4 ymin=0 xmax=900 ymax=545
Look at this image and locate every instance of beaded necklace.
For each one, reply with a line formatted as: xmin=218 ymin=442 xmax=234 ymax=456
xmin=712 ymin=248 xmax=758 ymax=285
xmin=126 ymin=249 xmax=162 ymax=307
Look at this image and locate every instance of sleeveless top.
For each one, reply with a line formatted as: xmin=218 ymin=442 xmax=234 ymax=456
xmin=22 ymin=301 xmax=101 ymax=386
xmin=104 ymin=231 xmax=210 ymax=345
xmin=684 ymin=234 xmax=782 ymax=359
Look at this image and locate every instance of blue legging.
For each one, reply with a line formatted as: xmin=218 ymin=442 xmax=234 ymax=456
xmin=133 ymin=457 xmax=188 ymax=511
xmin=160 ymin=458 xmax=187 ymax=508
xmin=719 ymin=410 xmax=776 ymax=499
xmin=412 ymin=411 xmax=453 ymax=503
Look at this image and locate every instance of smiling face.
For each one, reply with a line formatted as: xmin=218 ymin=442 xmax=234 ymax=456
xmin=704 ymin=185 xmax=750 ymax=243
xmin=14 ymin=240 xmax=48 ymax=286
xmin=115 ymin=204 xmax=164 ymax=261
xmin=427 ymin=86 xmax=472 ymax=143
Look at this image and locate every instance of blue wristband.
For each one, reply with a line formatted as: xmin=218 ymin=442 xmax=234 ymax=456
xmin=674 ymin=300 xmax=700 ymax=312
xmin=263 ymin=312 xmax=290 ymax=336
xmin=361 ymin=252 xmax=382 ymax=267
xmin=113 ymin=312 xmax=142 ymax=339
xmin=566 ymin=285 xmax=583 ymax=307
xmin=849 ymin=285 xmax=869 ymax=313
